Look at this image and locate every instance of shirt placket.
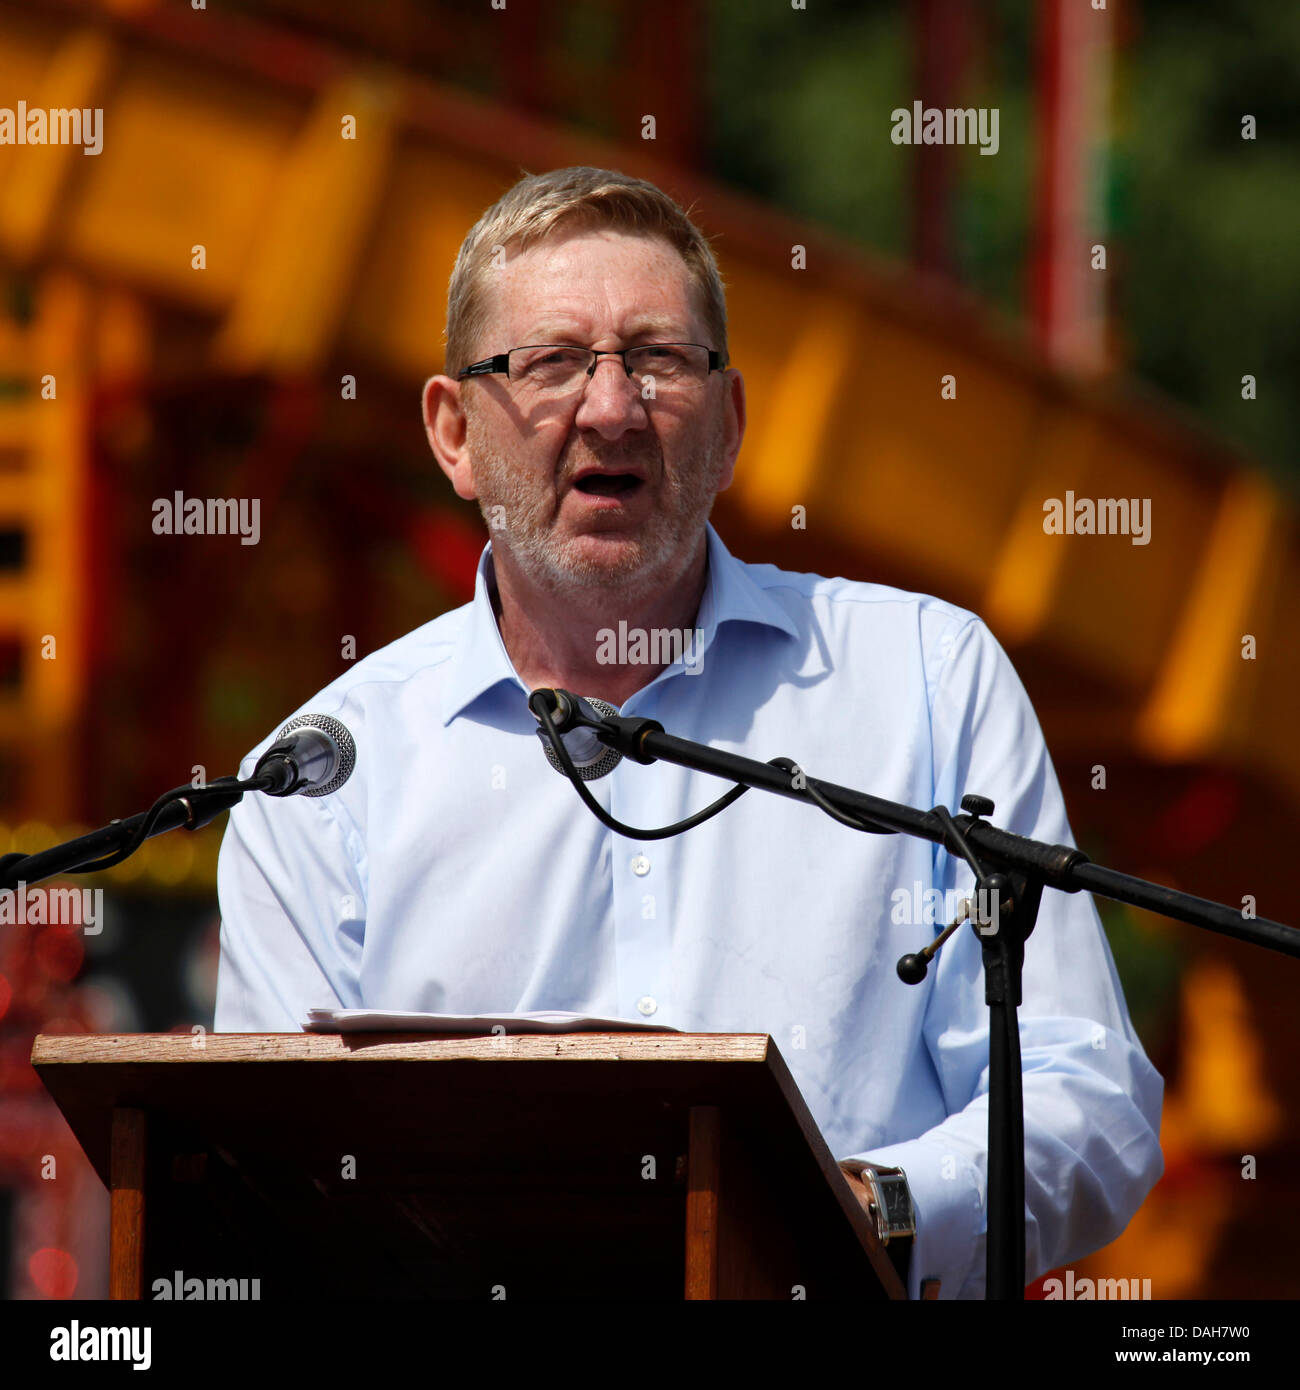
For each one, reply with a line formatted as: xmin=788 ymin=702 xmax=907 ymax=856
xmin=608 ymin=783 xmax=672 ymax=1024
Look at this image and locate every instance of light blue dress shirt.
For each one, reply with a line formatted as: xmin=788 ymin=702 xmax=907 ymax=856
xmin=214 ymin=521 xmax=1163 ymax=1298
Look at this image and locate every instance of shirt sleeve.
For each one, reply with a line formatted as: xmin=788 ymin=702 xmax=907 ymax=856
xmin=213 ymin=759 xmax=367 ymax=1032
xmin=843 ymin=613 xmax=1164 ymax=1299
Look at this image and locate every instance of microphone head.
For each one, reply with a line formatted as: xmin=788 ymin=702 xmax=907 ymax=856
xmin=273 ymin=713 xmax=356 ymax=796
xmin=538 ymin=696 xmax=621 ymax=781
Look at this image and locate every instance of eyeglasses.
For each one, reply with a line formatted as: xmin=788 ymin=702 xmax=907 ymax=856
xmin=457 ymin=343 xmax=723 ymax=396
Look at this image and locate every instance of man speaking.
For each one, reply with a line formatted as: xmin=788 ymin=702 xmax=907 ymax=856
xmin=214 ymin=166 xmax=1163 ymax=1299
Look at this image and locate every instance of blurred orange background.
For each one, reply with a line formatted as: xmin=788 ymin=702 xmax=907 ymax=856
xmin=0 ymin=0 xmax=1296 ymax=1299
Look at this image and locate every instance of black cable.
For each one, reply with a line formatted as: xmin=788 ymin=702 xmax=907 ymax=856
xmin=537 ymin=704 xmax=905 ymax=843
xmin=535 ymin=697 xmax=992 ymax=874
xmin=768 ymin=758 xmax=897 ymax=835
xmin=534 ymin=697 xmax=755 ymax=839
xmin=64 ymin=775 xmax=262 ymax=876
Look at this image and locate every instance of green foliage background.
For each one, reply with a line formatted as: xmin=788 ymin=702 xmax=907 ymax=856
xmin=705 ymin=0 xmax=1299 ymax=493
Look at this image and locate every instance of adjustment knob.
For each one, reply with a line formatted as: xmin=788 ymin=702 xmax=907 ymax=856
xmin=896 ymin=953 xmax=929 ymax=984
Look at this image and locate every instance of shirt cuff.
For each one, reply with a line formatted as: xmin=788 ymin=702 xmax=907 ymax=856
xmin=843 ymin=1137 xmax=984 ymax=1299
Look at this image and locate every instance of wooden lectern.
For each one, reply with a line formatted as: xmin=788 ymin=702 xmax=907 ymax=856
xmin=32 ymin=1031 xmax=906 ymax=1301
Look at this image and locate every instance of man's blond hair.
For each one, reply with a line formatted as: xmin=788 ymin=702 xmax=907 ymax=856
xmin=444 ymin=166 xmax=728 ymax=378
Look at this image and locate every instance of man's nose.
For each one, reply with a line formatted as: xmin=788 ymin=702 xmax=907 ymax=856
xmin=573 ymin=356 xmax=648 ymax=438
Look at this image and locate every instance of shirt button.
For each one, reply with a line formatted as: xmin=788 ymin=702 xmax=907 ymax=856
xmin=631 ymin=855 xmax=650 ymax=876
xmin=636 ymin=995 xmax=658 ymax=1016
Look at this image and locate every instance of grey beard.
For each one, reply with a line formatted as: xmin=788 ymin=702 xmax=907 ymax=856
xmin=467 ymin=419 xmax=726 ymax=606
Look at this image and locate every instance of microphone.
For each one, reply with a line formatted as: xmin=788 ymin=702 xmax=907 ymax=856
xmin=254 ymin=714 xmax=357 ymax=797
xmin=533 ymin=693 xmax=622 ymax=781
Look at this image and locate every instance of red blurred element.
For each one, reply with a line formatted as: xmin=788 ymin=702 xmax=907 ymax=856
xmin=410 ymin=510 xmax=484 ymax=602
xmin=1030 ymin=0 xmax=1115 ymax=372
xmin=1 ymin=917 xmax=101 ymax=1294
xmin=910 ymin=0 xmax=973 ymax=278
xmin=28 ymin=1247 xmax=78 ymax=1299
xmin=621 ymin=4 xmax=703 ymax=168
xmin=0 ymin=636 xmax=20 ymax=687
xmin=0 ymin=1100 xmax=39 ymax=1153
xmin=34 ymin=925 xmax=84 ymax=984
xmin=1150 ymin=770 xmax=1242 ymax=859
xmin=85 ymin=376 xmax=321 ymax=814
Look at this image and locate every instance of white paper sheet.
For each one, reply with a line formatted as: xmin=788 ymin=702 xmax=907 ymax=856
xmin=303 ymin=1007 xmax=680 ymax=1035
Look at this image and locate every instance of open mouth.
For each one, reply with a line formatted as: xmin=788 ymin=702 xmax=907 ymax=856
xmin=573 ymin=472 xmax=644 ymax=497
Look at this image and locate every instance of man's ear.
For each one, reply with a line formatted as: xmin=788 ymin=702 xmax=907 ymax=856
xmin=715 ymin=367 xmax=746 ymax=493
xmin=423 ymin=374 xmax=477 ymax=501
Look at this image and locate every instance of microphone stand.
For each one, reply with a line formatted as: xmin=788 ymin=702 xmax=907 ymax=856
xmin=0 ymin=777 xmax=258 ymax=893
xmin=530 ymin=688 xmax=1300 ymax=1301
xmin=1 ymin=724 xmax=343 ymax=894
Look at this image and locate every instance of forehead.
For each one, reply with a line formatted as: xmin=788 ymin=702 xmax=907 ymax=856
xmin=485 ymin=227 xmax=701 ymax=344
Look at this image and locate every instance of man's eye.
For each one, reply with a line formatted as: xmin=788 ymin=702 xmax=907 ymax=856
xmin=517 ymin=349 xmax=581 ymax=377
xmin=634 ymin=347 xmax=687 ymax=369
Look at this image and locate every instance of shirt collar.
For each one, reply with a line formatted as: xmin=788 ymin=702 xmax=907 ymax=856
xmin=440 ymin=522 xmax=799 ymax=724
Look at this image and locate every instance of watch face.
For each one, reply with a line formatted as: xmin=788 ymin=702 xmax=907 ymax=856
xmin=881 ymin=1183 xmax=912 ymax=1229
xmin=873 ymin=1173 xmax=916 ymax=1238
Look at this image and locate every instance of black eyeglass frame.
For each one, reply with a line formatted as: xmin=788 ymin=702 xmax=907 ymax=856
xmin=457 ymin=343 xmax=725 ymax=382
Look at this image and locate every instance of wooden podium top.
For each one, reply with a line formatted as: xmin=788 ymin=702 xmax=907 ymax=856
xmin=32 ymin=1031 xmax=904 ymax=1299
xmin=33 ymin=1028 xmax=779 ymax=1066
xmin=33 ymin=1030 xmax=807 ymax=1172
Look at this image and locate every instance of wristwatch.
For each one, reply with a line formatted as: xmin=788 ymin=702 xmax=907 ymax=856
xmin=840 ymin=1160 xmax=916 ymax=1249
